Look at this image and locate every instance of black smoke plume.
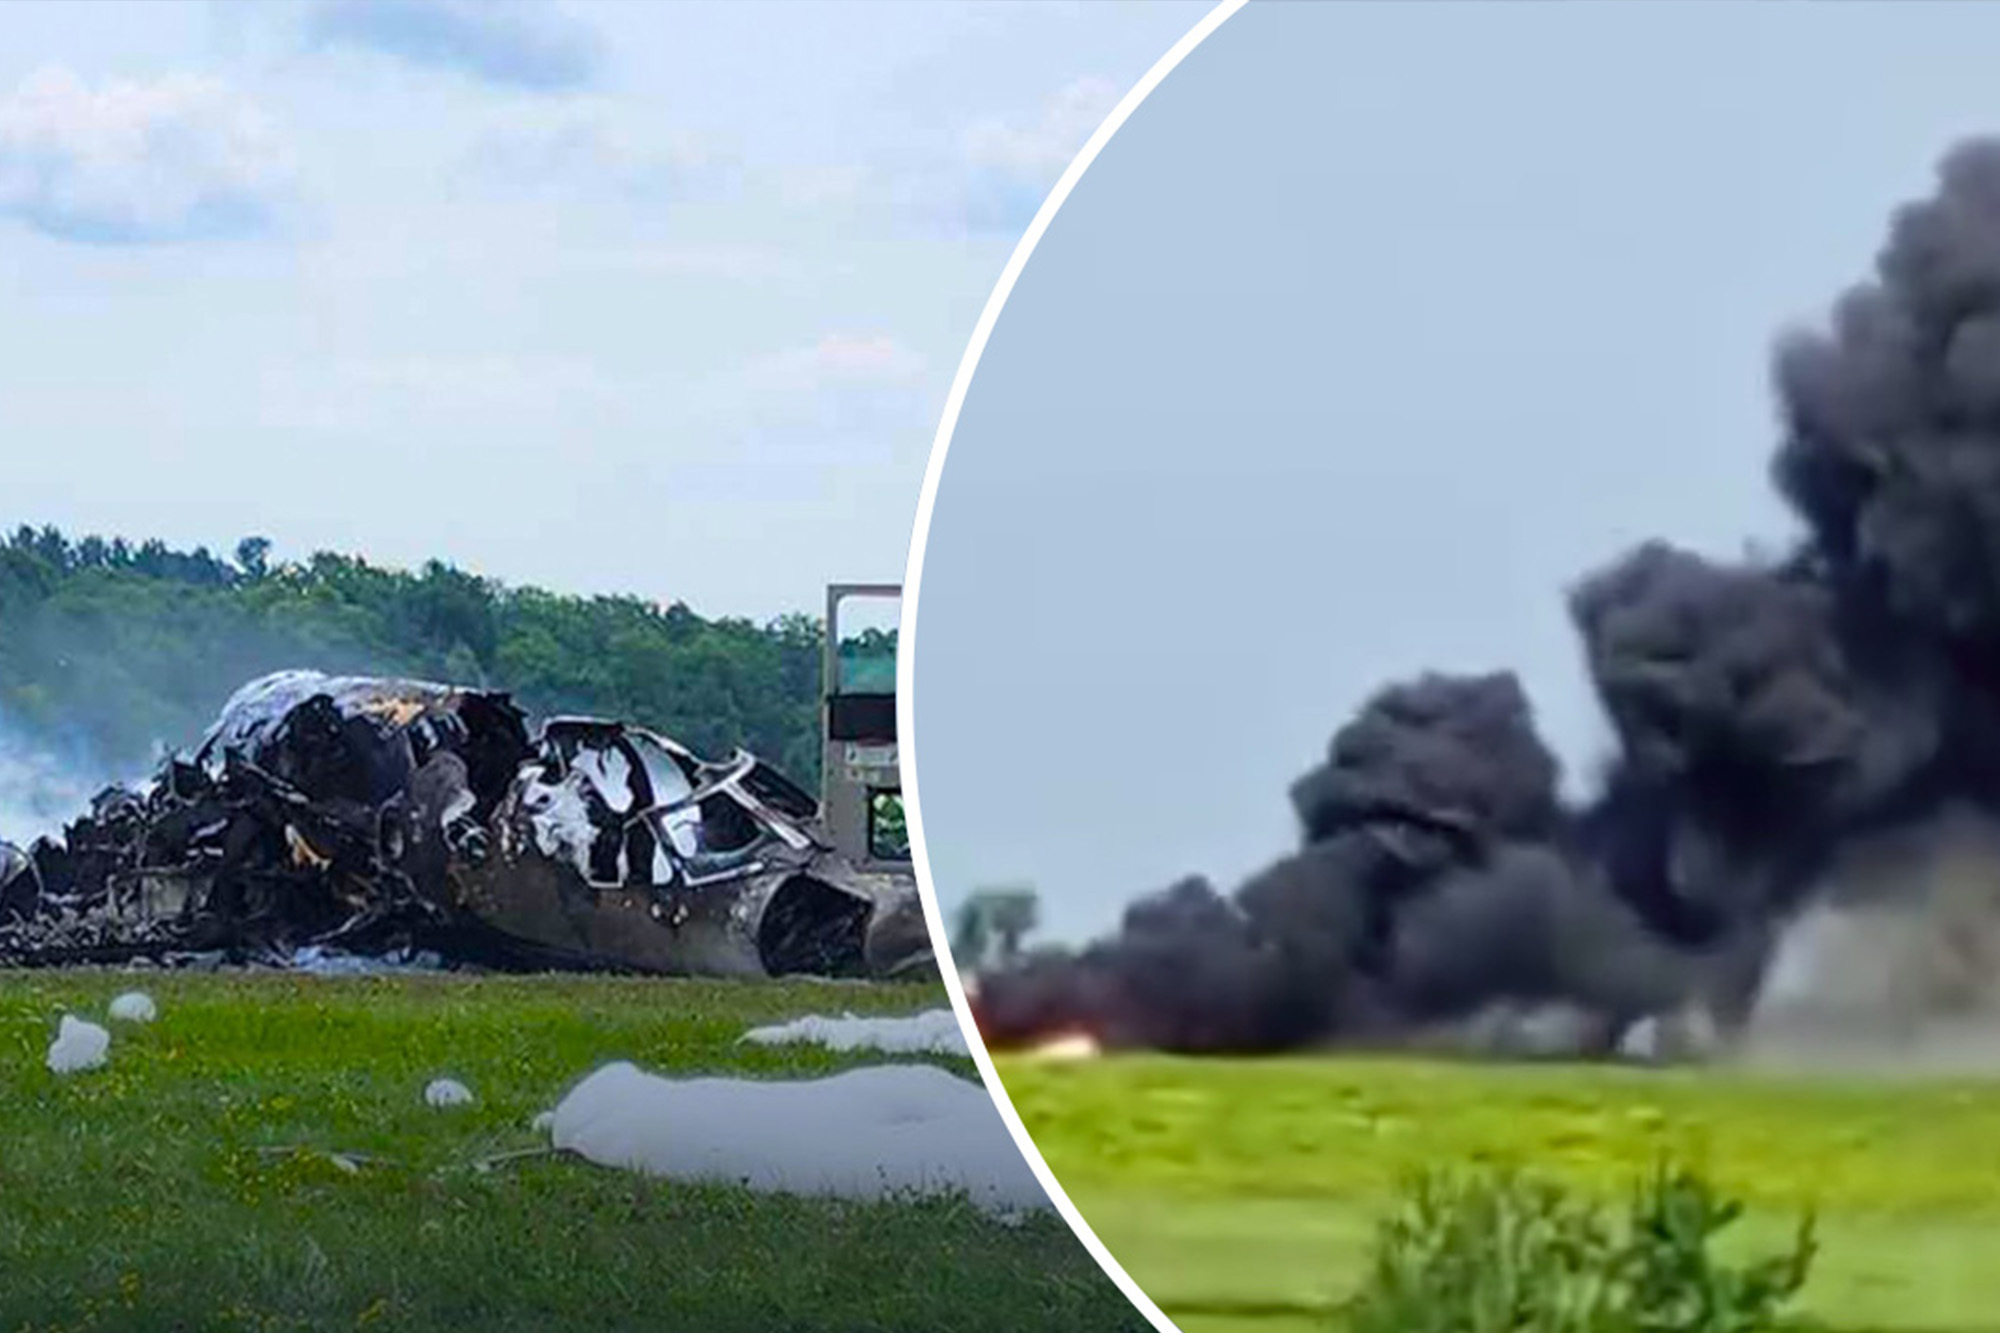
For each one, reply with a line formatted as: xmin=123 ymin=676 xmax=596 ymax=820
xmin=970 ymin=137 xmax=2000 ymax=1059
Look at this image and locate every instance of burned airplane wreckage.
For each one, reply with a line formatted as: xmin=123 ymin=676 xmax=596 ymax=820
xmin=972 ymin=137 xmax=2000 ymax=1065
xmin=0 ymin=671 xmax=932 ymax=980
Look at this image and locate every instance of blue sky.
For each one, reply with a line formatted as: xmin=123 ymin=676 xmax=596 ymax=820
xmin=0 ymin=0 xmax=1210 ymax=619
xmin=913 ymin=0 xmax=2000 ymax=942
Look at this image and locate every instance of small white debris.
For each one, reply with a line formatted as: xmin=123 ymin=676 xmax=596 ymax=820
xmin=107 ymin=991 xmax=157 ymax=1023
xmin=289 ymin=944 xmax=444 ymax=976
xmin=46 ymin=1015 xmax=111 ymax=1074
xmin=741 ymin=1009 xmax=970 ymax=1057
xmin=424 ymin=1078 xmax=475 ymax=1108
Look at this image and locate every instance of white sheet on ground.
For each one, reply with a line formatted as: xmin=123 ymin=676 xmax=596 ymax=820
xmin=47 ymin=1015 xmax=109 ymax=1073
xmin=546 ymin=1061 xmax=1049 ymax=1215
xmin=740 ymin=1009 xmax=969 ymax=1057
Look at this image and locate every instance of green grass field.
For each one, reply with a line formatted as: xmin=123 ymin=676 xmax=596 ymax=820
xmin=997 ymin=1053 xmax=2000 ymax=1333
xmin=0 ymin=970 xmax=1144 ymax=1333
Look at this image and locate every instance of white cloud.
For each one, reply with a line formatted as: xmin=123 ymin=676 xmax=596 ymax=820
xmin=564 ymin=243 xmax=798 ymax=281
xmin=959 ymin=75 xmax=1120 ymax=232
xmin=305 ymin=0 xmax=602 ymax=92
xmin=0 ymin=67 xmax=294 ymax=244
xmin=742 ymin=334 xmax=929 ymax=396
xmin=684 ymin=333 xmax=937 ymax=459
xmin=775 ymin=164 xmax=868 ymax=212
xmin=462 ymin=98 xmax=738 ymax=202
xmin=963 ymin=75 xmax=1121 ymax=183
xmin=259 ymin=353 xmax=625 ymax=433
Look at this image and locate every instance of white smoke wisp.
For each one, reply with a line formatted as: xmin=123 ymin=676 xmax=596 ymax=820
xmin=0 ymin=709 xmax=136 ymax=846
xmin=1739 ymin=803 xmax=2000 ymax=1075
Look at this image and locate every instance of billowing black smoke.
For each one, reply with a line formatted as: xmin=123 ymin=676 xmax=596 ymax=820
xmin=971 ymin=137 xmax=2000 ymax=1058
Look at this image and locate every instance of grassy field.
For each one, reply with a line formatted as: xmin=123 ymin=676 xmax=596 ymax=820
xmin=0 ymin=970 xmax=1144 ymax=1333
xmin=997 ymin=1053 xmax=2000 ymax=1333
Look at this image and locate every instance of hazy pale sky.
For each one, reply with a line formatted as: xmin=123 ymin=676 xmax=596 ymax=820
xmin=0 ymin=0 xmax=1209 ymax=621
xmin=911 ymin=0 xmax=2000 ymax=944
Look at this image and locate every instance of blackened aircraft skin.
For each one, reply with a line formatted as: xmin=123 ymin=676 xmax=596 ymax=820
xmin=0 ymin=671 xmax=933 ymax=981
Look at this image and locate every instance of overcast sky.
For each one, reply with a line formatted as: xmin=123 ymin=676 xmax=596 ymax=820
xmin=0 ymin=0 xmax=1209 ymax=621
xmin=911 ymin=0 xmax=2000 ymax=944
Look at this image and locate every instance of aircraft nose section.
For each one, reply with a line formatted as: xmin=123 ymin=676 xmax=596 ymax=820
xmin=861 ymin=887 xmax=938 ymax=981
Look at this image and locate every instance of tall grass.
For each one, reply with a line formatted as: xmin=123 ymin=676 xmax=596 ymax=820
xmin=1344 ymin=1164 xmax=1817 ymax=1333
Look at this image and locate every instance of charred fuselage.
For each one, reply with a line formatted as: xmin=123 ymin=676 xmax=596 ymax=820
xmin=0 ymin=671 xmax=932 ymax=980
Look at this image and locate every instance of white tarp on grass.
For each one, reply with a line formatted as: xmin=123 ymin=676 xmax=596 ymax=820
xmin=546 ymin=1061 xmax=1047 ymax=1215
xmin=739 ymin=1009 xmax=969 ymax=1057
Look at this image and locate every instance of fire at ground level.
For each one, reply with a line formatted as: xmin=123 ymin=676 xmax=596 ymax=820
xmin=0 ymin=670 xmax=934 ymax=982
xmin=971 ymin=804 xmax=2000 ymax=1071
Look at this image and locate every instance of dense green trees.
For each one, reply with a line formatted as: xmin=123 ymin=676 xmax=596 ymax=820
xmin=0 ymin=524 xmax=856 ymax=784
xmin=950 ymin=885 xmax=1041 ymax=973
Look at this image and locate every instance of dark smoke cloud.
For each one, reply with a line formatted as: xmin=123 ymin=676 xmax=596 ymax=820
xmin=977 ymin=674 xmax=1597 ymax=1053
xmin=1388 ymin=845 xmax=1693 ymax=1025
xmin=1777 ymin=138 xmax=2000 ymax=645
xmin=1567 ymin=541 xmax=1942 ymax=929
xmin=1290 ymin=672 xmax=1562 ymax=848
xmin=1570 ymin=543 xmax=1862 ymax=787
xmin=968 ymin=136 xmax=2000 ymax=1060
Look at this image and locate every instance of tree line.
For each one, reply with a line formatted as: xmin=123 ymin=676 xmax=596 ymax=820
xmin=0 ymin=524 xmax=882 ymax=787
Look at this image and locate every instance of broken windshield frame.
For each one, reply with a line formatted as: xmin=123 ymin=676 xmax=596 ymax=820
xmin=529 ymin=721 xmax=812 ymax=891
xmin=627 ymin=753 xmax=816 ymax=852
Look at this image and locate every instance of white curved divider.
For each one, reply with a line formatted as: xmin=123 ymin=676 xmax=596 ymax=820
xmin=895 ymin=3 xmax=1248 ymax=1330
